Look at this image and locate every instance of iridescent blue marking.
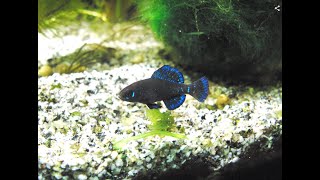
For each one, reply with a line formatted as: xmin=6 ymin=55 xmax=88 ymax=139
xmin=151 ymin=65 xmax=184 ymax=84
xmin=132 ymin=91 xmax=135 ymax=97
xmin=164 ymin=95 xmax=186 ymax=110
xmin=187 ymin=86 xmax=190 ymax=93
xmin=198 ymin=77 xmax=209 ymax=102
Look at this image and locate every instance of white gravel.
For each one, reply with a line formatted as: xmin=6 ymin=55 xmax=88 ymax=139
xmin=38 ymin=63 xmax=282 ymax=179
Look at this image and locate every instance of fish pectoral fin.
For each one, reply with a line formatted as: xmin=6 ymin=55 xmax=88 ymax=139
xmin=163 ymin=95 xmax=186 ymax=110
xmin=147 ymin=103 xmax=162 ymax=109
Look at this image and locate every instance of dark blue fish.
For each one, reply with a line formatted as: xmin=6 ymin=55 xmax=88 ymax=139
xmin=118 ymin=65 xmax=209 ymax=110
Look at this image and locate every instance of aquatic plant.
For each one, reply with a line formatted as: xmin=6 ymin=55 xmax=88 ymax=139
xmin=38 ymin=0 xmax=86 ymax=33
xmin=38 ymin=0 xmax=136 ymax=34
xmin=48 ymin=43 xmax=114 ymax=74
xmin=146 ymin=109 xmax=175 ymax=131
xmin=113 ymin=109 xmax=186 ymax=150
xmin=136 ymin=0 xmax=282 ymax=84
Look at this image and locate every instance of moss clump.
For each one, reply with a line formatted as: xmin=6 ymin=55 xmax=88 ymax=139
xmin=136 ymin=0 xmax=282 ymax=84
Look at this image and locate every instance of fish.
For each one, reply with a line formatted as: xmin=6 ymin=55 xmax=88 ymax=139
xmin=118 ymin=65 xmax=209 ymax=110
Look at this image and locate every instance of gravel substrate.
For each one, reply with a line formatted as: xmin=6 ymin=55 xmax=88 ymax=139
xmin=38 ymin=63 xmax=282 ymax=179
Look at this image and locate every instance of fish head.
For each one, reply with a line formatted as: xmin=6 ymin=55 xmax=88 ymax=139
xmin=118 ymin=83 xmax=139 ymax=102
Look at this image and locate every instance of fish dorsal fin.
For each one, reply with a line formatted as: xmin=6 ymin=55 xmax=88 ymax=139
xmin=164 ymin=95 xmax=186 ymax=110
xmin=151 ymin=65 xmax=184 ymax=84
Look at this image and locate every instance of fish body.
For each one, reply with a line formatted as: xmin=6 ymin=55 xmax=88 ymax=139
xmin=118 ymin=65 xmax=209 ymax=110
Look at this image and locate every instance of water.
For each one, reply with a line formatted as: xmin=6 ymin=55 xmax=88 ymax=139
xmin=38 ymin=1 xmax=282 ymax=179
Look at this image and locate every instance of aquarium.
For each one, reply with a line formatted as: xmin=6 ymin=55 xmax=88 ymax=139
xmin=38 ymin=0 xmax=282 ymax=179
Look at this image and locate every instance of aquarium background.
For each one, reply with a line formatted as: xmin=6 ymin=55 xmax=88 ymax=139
xmin=38 ymin=0 xmax=282 ymax=179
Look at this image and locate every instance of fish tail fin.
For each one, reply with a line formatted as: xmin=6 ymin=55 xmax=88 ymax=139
xmin=188 ymin=77 xmax=209 ymax=102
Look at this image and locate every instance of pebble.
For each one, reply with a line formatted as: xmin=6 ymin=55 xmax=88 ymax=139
xmin=145 ymin=157 xmax=151 ymax=162
xmin=115 ymin=158 xmax=124 ymax=167
xmin=78 ymin=174 xmax=87 ymax=180
xmin=110 ymin=151 xmax=118 ymax=160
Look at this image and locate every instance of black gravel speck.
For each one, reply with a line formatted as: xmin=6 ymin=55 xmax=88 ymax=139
xmin=113 ymin=110 xmax=121 ymax=116
xmin=115 ymin=128 xmax=121 ymax=134
xmin=108 ymin=143 xmax=113 ymax=150
xmin=87 ymin=90 xmax=95 ymax=95
xmin=53 ymin=114 xmax=61 ymax=121
xmin=84 ymin=81 xmax=90 ymax=85
xmin=97 ymin=104 xmax=106 ymax=110
xmin=67 ymin=98 xmax=75 ymax=104
xmin=44 ymin=132 xmax=52 ymax=139
xmin=76 ymin=77 xmax=85 ymax=81
xmin=97 ymin=133 xmax=106 ymax=141
xmin=72 ymin=135 xmax=79 ymax=141
xmin=115 ymin=77 xmax=128 ymax=84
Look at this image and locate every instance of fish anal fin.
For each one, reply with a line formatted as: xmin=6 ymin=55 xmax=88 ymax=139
xmin=163 ymin=95 xmax=186 ymax=110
